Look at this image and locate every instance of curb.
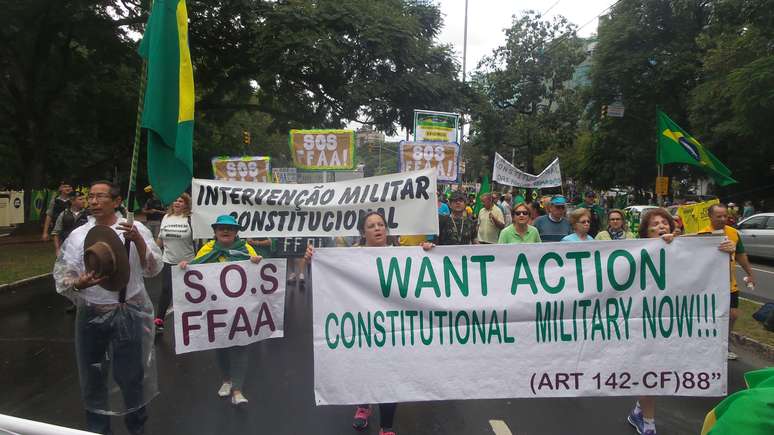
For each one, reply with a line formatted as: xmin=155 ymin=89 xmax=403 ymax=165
xmin=0 ymin=273 xmax=53 ymax=294
xmin=731 ymin=331 xmax=774 ymax=362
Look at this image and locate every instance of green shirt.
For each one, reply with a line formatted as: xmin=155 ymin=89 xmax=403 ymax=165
xmin=498 ymin=224 xmax=541 ymax=244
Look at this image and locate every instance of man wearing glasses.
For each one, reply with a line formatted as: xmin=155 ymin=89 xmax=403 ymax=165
xmin=532 ymin=195 xmax=572 ymax=242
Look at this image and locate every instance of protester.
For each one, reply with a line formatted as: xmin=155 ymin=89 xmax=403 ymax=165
xmin=142 ymin=185 xmax=166 ymax=238
xmin=699 ymin=203 xmax=756 ymax=360
xmin=434 ymin=191 xmax=477 ymax=245
xmin=179 ymin=215 xmax=262 ymax=405
xmin=52 ymin=191 xmax=88 ymax=257
xmin=578 ymin=191 xmax=605 ymax=238
xmin=742 ymin=201 xmax=754 ymax=219
xmin=153 ymin=193 xmax=196 ymax=334
xmin=596 ymin=209 xmax=635 ymax=240
xmin=532 ymin=195 xmax=571 ymax=242
xmin=476 ymin=193 xmax=505 ymax=244
xmin=627 ymin=208 xmax=735 ymax=435
xmin=53 ymin=180 xmax=162 ymax=435
xmin=499 ymin=193 xmax=512 ymax=226
xmin=305 ymin=211 xmax=431 ymax=435
xmin=437 ymin=195 xmax=450 ymax=216
xmin=498 ymin=202 xmax=541 ymax=244
xmin=42 ymin=181 xmax=73 ymax=242
xmin=562 ymin=208 xmax=595 ymax=242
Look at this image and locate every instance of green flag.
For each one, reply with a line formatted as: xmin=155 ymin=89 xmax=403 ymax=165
xmin=701 ymin=367 xmax=774 ymax=435
xmin=138 ymin=0 xmax=195 ymax=204
xmin=473 ymin=175 xmax=490 ymax=216
xmin=656 ymin=111 xmax=736 ymax=186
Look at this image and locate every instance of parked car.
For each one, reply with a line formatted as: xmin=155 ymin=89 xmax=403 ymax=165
xmin=735 ymin=213 xmax=774 ymax=260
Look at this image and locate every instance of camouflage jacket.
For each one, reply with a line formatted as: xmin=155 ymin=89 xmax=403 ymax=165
xmin=437 ymin=213 xmax=477 ymax=245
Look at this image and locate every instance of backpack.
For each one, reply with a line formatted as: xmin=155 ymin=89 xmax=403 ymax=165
xmin=752 ymin=303 xmax=774 ymax=332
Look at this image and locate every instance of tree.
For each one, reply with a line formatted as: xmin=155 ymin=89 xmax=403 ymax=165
xmin=467 ymin=11 xmax=585 ymax=180
xmin=688 ymin=0 xmax=774 ymax=197
xmin=580 ymin=0 xmax=713 ymax=190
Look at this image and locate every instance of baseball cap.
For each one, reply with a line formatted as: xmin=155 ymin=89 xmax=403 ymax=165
xmin=550 ymin=195 xmax=567 ymax=206
xmin=449 ymin=191 xmax=466 ymax=202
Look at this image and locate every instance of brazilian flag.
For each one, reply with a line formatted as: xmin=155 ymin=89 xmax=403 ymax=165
xmin=138 ymin=0 xmax=194 ymax=205
xmin=657 ymin=111 xmax=736 ymax=186
xmin=28 ymin=190 xmax=47 ymax=221
xmin=701 ymin=367 xmax=774 ymax=434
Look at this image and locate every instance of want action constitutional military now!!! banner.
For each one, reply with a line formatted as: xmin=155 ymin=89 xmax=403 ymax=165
xmin=492 ymin=152 xmax=562 ymax=188
xmin=172 ymin=260 xmax=286 ymax=354
xmin=312 ymin=237 xmax=729 ymax=405
xmin=191 ymin=169 xmax=439 ymax=238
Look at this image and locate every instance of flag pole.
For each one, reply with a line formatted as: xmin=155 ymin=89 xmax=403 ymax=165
xmin=126 ymin=1 xmax=153 ymax=226
xmin=119 ymin=2 xmax=151 ymax=304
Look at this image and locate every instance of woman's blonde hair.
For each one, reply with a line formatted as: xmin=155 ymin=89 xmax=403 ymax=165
xmin=568 ymin=207 xmax=591 ymax=227
xmin=166 ymin=192 xmax=191 ymax=217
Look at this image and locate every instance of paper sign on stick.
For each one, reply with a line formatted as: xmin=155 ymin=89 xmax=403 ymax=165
xmin=172 ymin=260 xmax=286 ymax=354
xmin=413 ymin=110 xmax=459 ymax=143
xmin=398 ymin=141 xmax=460 ymax=183
xmin=289 ymin=129 xmax=355 ymax=170
xmin=212 ymin=156 xmax=271 ymax=182
xmin=312 ymin=238 xmax=729 ymax=405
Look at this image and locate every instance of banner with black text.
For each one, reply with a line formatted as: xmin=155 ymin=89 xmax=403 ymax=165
xmin=191 ymin=169 xmax=439 ymax=238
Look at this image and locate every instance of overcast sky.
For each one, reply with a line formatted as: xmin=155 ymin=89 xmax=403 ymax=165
xmin=435 ymin=0 xmax=616 ymax=78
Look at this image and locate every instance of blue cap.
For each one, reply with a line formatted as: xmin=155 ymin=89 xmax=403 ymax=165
xmin=211 ymin=214 xmax=240 ymax=229
xmin=550 ymin=195 xmax=567 ymax=205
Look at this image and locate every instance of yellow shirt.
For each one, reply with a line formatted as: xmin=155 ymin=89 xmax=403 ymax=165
xmin=699 ymin=225 xmax=742 ymax=293
xmin=399 ymin=235 xmax=428 ymax=246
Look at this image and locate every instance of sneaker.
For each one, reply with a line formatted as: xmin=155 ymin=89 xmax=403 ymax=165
xmin=352 ymin=406 xmax=372 ymax=431
xmin=287 ymin=272 xmax=297 ymax=283
xmin=627 ymin=409 xmax=644 ymax=434
xmin=379 ymin=429 xmax=396 ymax=435
xmin=727 ymin=351 xmax=738 ymax=360
xmin=231 ymin=391 xmax=248 ymax=405
xmin=298 ymin=273 xmax=306 ymax=284
xmin=627 ymin=410 xmax=656 ymax=435
xmin=218 ymin=381 xmax=232 ymax=397
xmin=153 ymin=318 xmax=164 ymax=334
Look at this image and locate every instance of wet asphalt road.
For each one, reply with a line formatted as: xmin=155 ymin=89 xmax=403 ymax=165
xmin=1 ymin=270 xmax=771 ymax=435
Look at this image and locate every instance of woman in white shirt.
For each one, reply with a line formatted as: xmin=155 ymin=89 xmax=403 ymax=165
xmin=154 ymin=193 xmax=196 ymax=333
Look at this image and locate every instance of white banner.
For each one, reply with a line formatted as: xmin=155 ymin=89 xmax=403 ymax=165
xmin=312 ymin=237 xmax=729 ymax=405
xmin=492 ymin=153 xmax=562 ymax=188
xmin=172 ymin=259 xmax=286 ymax=354
xmin=191 ymin=169 xmax=439 ymax=239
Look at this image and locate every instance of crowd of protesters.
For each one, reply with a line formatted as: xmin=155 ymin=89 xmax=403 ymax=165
xmin=42 ymin=177 xmax=764 ymax=435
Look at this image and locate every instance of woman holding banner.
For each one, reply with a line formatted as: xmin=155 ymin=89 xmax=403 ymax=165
xmin=625 ymin=208 xmax=735 ymax=435
xmin=179 ymin=215 xmax=262 ymax=406
xmin=498 ymin=202 xmax=541 ymax=244
xmin=561 ymin=208 xmax=595 ymax=242
xmin=154 ymin=193 xmax=195 ymax=334
xmin=305 ymin=211 xmax=429 ymax=435
xmin=596 ymin=209 xmax=635 ymax=240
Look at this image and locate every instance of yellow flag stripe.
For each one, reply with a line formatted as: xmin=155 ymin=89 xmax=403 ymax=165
xmin=177 ymin=0 xmax=194 ymax=123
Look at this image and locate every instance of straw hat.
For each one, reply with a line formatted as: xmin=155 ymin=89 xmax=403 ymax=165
xmin=83 ymin=225 xmax=130 ymax=292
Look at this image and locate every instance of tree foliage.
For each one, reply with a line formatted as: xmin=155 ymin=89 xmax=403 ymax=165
xmin=466 ymin=11 xmax=585 ymax=180
xmin=0 ymin=0 xmax=464 ymax=191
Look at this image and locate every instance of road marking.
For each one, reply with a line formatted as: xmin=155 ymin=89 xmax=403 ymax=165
xmin=736 ymin=265 xmax=774 ymax=275
xmin=489 ymin=419 xmax=513 ymax=435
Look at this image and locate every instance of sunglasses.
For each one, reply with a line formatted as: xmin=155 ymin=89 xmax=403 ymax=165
xmin=214 ymin=225 xmax=237 ymax=232
xmin=512 ymin=211 xmax=530 ymax=216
